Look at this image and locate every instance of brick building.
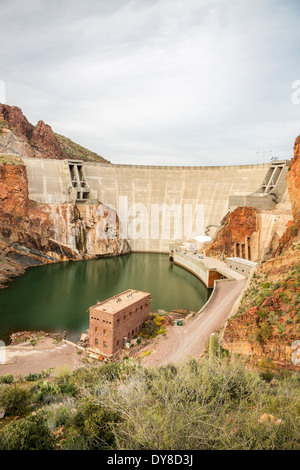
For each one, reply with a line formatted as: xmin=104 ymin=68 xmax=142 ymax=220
xmin=89 ymin=289 xmax=151 ymax=357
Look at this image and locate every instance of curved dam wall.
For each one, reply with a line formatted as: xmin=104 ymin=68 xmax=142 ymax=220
xmin=22 ymin=157 xmax=271 ymax=253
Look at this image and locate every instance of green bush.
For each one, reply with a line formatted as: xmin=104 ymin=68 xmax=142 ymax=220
xmin=255 ymin=323 xmax=272 ymax=344
xmin=0 ymin=375 xmax=14 ymax=384
xmin=0 ymin=357 xmax=299 ymax=450
xmin=262 ymin=282 xmax=271 ymax=289
xmin=68 ymin=398 xmax=121 ymax=449
xmin=0 ymin=413 xmax=55 ymax=450
xmin=0 ymin=385 xmax=31 ymax=416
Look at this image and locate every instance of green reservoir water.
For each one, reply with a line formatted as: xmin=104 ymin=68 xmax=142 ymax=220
xmin=0 ymin=253 xmax=211 ymax=344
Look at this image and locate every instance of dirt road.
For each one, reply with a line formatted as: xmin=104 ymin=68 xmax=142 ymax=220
xmin=0 ymin=278 xmax=247 ymax=376
xmin=140 ymin=278 xmax=247 ymax=367
xmin=0 ymin=336 xmax=85 ymax=378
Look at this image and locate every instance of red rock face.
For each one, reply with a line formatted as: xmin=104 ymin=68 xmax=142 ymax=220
xmin=205 ymin=206 xmax=257 ymax=259
xmin=0 ymin=104 xmax=33 ymax=138
xmin=287 ymin=135 xmax=300 ymax=230
xmin=30 ymin=120 xmax=68 ymax=160
xmin=0 ymin=158 xmax=55 ymax=249
xmin=0 ymin=103 xmax=68 ymax=160
xmin=0 ymin=159 xmax=29 ymax=219
xmin=0 ymin=158 xmax=130 ymax=287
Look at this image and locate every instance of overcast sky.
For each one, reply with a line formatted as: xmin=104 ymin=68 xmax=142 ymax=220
xmin=1 ymin=0 xmax=300 ymax=166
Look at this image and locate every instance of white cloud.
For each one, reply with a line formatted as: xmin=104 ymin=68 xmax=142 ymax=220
xmin=1 ymin=0 xmax=300 ymax=165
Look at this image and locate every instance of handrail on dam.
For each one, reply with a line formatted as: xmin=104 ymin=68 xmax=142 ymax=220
xmin=86 ymin=161 xmax=271 ymax=170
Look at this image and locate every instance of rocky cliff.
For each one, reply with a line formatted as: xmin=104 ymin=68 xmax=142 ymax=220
xmin=221 ymin=135 xmax=300 ymax=368
xmin=0 ymin=103 xmax=109 ymax=163
xmin=205 ymin=205 xmax=293 ymax=263
xmin=287 ymin=135 xmax=300 ymax=230
xmin=205 ymin=206 xmax=257 ymax=258
xmin=0 ymin=155 xmax=130 ymax=288
xmin=222 ymin=237 xmax=300 ymax=368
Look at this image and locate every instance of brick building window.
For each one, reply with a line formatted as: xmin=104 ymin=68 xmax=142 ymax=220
xmin=103 ymin=341 xmax=107 ymax=348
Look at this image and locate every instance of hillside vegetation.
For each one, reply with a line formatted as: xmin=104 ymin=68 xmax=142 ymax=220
xmin=223 ymin=231 xmax=300 ymax=366
xmin=54 ymin=133 xmax=110 ymax=163
xmin=0 ymin=356 xmax=299 ymax=450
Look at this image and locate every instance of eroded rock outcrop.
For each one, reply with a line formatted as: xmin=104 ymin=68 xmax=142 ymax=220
xmin=205 ymin=205 xmax=292 ymax=262
xmin=287 ymin=135 xmax=300 ymax=230
xmin=205 ymin=206 xmax=257 ymax=259
xmin=222 ymin=135 xmax=300 ymax=368
xmin=222 ymin=237 xmax=300 ymax=368
xmin=0 ymin=103 xmax=109 ymax=162
xmin=0 ymin=156 xmax=130 ymax=288
xmin=30 ymin=120 xmax=67 ymax=160
xmin=0 ymin=104 xmax=34 ymax=138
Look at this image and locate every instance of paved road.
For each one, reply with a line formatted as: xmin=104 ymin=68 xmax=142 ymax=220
xmin=141 ymin=278 xmax=247 ymax=367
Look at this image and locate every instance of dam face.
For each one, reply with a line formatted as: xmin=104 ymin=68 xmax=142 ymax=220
xmin=21 ymin=157 xmax=287 ymax=253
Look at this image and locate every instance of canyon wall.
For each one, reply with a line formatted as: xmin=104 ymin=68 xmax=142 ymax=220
xmin=222 ymin=135 xmax=300 ymax=368
xmin=0 ymin=103 xmax=109 ymax=163
xmin=0 ymin=155 xmax=130 ymax=288
xmin=205 ymin=205 xmax=293 ymax=262
xmin=287 ymin=135 xmax=300 ymax=230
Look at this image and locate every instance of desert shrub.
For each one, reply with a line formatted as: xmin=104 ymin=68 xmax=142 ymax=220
xmin=0 ymin=385 xmax=31 ymax=416
xmin=255 ymin=322 xmax=272 ymax=344
xmin=257 ymin=308 xmax=269 ymax=319
xmin=0 ymin=413 xmax=55 ymax=450
xmin=25 ymin=368 xmax=52 ymax=382
xmin=68 ymin=398 xmax=121 ymax=449
xmin=0 ymin=375 xmax=14 ymax=384
xmin=278 ymin=292 xmax=290 ymax=304
xmin=262 ymin=282 xmax=271 ymax=289
xmin=139 ymin=314 xmax=166 ymax=338
xmin=32 ymin=378 xmax=77 ymax=404
xmin=45 ymin=400 xmax=76 ymax=431
xmin=98 ymin=358 xmax=269 ymax=450
xmin=32 ymin=380 xmax=69 ymax=406
xmin=268 ymin=312 xmax=279 ymax=325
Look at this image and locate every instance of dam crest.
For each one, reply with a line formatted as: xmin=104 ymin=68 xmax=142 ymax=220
xmin=21 ymin=157 xmax=291 ymax=256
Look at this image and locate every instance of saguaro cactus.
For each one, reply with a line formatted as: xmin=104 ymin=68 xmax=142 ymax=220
xmin=209 ymin=333 xmax=215 ymax=359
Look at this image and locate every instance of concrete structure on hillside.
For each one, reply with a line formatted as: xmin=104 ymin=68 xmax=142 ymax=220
xmin=169 ymin=243 xmax=245 ymax=288
xmin=21 ymin=157 xmax=291 ymax=254
xmin=229 ymin=160 xmax=290 ymax=211
xmin=226 ymin=257 xmax=257 ymax=278
xmin=89 ymin=289 xmax=151 ymax=357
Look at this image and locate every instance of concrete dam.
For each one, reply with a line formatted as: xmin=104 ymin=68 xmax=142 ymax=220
xmin=22 ymin=157 xmax=291 ymax=254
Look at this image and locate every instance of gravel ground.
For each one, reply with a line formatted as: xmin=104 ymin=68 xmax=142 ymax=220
xmin=0 ymin=336 xmax=86 ymax=378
